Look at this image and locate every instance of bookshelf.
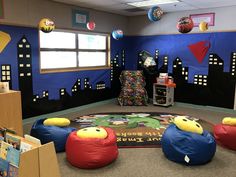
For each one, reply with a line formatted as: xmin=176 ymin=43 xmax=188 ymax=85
xmin=0 ymin=91 xmax=61 ymax=177
xmin=0 ymin=90 xmax=23 ymax=136
xmin=19 ymin=142 xmax=61 ymax=177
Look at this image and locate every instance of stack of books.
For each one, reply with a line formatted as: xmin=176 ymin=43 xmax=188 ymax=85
xmin=0 ymin=127 xmax=41 ymax=177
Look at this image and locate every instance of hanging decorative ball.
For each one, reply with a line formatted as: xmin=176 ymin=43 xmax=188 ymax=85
xmin=87 ymin=21 xmax=96 ymax=31
xmin=199 ymin=21 xmax=208 ymax=32
xmin=112 ymin=29 xmax=123 ymax=40
xmin=147 ymin=6 xmax=163 ymax=22
xmin=38 ymin=18 xmax=55 ymax=33
xmin=176 ymin=17 xmax=194 ymax=34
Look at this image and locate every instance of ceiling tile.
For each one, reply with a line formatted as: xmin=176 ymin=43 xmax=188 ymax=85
xmin=159 ymin=2 xmax=198 ymax=12
xmin=51 ymin=0 xmax=236 ymax=16
xmin=182 ymin=0 xmax=236 ymax=8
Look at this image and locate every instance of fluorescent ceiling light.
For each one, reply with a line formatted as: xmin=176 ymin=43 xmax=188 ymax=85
xmin=127 ymin=0 xmax=180 ymax=7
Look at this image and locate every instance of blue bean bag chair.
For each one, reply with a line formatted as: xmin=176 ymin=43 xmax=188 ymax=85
xmin=161 ymin=124 xmax=216 ymax=165
xmin=30 ymin=119 xmax=76 ymax=152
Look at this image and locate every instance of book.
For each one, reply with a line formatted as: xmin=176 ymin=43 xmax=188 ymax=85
xmin=0 ymin=142 xmax=12 ymax=160
xmin=7 ymin=164 xmax=18 ymax=177
xmin=20 ymin=140 xmax=33 ymax=153
xmin=24 ymin=134 xmax=41 ymax=146
xmin=0 ymin=136 xmax=4 ymax=142
xmin=6 ymin=147 xmax=20 ymax=167
xmin=0 ymin=157 xmax=9 ymax=177
xmin=5 ymin=133 xmax=21 ymax=150
xmin=0 ymin=128 xmax=6 ymax=142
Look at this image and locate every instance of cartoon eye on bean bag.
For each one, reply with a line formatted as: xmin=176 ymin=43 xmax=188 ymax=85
xmin=161 ymin=117 xmax=216 ymax=165
xmin=30 ymin=118 xmax=76 ymax=152
xmin=214 ymin=117 xmax=236 ymax=150
xmin=66 ymin=127 xmax=118 ymax=169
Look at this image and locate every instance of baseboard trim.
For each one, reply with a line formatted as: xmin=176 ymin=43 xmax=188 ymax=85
xmin=23 ymin=98 xmax=116 ymax=125
xmin=175 ymin=102 xmax=236 ymax=114
xmin=24 ymin=99 xmax=236 ymax=125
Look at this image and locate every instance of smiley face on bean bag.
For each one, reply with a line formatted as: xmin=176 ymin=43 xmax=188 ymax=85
xmin=222 ymin=117 xmax=236 ymax=126
xmin=43 ymin=118 xmax=70 ymax=127
xmin=76 ymin=127 xmax=108 ymax=139
xmin=174 ymin=116 xmax=203 ymax=134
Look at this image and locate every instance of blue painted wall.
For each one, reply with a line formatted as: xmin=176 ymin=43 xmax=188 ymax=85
xmin=123 ymin=32 xmax=236 ymax=82
xmin=0 ymin=24 xmax=112 ymax=100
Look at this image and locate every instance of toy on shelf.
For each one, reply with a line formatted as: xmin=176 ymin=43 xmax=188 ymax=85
xmin=156 ymin=73 xmax=176 ymax=87
xmin=0 ymin=82 xmax=9 ymax=93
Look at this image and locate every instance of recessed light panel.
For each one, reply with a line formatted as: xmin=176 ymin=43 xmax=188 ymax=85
xmin=127 ymin=0 xmax=180 ymax=7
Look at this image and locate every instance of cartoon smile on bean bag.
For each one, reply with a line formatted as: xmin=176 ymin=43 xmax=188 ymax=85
xmin=66 ymin=127 xmax=118 ymax=169
xmin=173 ymin=116 xmax=203 ymax=134
xmin=161 ymin=116 xmax=216 ymax=165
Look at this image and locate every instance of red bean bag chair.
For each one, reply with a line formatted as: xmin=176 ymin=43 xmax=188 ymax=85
xmin=214 ymin=124 xmax=236 ymax=150
xmin=66 ymin=127 xmax=118 ymax=169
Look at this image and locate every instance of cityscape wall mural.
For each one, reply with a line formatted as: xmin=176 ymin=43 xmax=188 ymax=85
xmin=120 ymin=32 xmax=236 ymax=109
xmin=0 ymin=24 xmax=125 ymax=118
xmin=1 ymin=23 xmax=236 ymax=119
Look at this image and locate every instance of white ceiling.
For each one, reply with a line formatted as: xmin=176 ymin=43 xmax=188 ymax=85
xmin=51 ymin=0 xmax=236 ymax=16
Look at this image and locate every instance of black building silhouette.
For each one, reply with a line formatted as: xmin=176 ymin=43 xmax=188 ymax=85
xmin=194 ymin=75 xmax=208 ymax=86
xmin=1 ymin=64 xmax=12 ymax=89
xmin=159 ymin=56 xmax=168 ymax=73
xmin=230 ymin=52 xmax=236 ymax=77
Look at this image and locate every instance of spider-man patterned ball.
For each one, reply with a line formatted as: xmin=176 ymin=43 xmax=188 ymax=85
xmin=177 ymin=17 xmax=194 ymax=34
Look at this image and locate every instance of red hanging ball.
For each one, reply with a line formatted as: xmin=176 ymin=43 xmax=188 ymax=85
xmin=87 ymin=21 xmax=96 ymax=31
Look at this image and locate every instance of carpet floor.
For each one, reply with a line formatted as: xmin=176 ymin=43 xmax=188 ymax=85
xmin=71 ymin=112 xmax=213 ymax=148
xmin=23 ymin=100 xmax=236 ymax=177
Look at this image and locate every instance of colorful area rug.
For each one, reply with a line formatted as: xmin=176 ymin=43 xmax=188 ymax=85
xmin=71 ymin=112 xmax=214 ymax=148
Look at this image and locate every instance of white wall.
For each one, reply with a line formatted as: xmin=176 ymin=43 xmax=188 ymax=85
xmin=1 ymin=0 xmax=128 ymax=33
xmin=127 ymin=6 xmax=236 ymax=35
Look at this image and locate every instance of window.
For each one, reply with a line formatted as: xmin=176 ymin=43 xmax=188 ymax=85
xmin=39 ymin=30 xmax=110 ymax=73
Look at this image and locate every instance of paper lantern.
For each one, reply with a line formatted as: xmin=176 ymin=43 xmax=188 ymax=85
xmin=38 ymin=18 xmax=55 ymax=33
xmin=112 ymin=30 xmax=123 ymax=40
xmin=199 ymin=21 xmax=208 ymax=32
xmin=148 ymin=6 xmax=163 ymax=22
xmin=87 ymin=21 xmax=96 ymax=31
xmin=177 ymin=17 xmax=194 ymax=34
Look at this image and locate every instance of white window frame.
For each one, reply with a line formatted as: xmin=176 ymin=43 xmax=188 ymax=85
xmin=39 ymin=29 xmax=110 ymax=73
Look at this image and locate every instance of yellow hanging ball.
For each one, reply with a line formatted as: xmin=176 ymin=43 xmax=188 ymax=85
xmin=199 ymin=21 xmax=208 ymax=32
xmin=39 ymin=18 xmax=55 ymax=33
